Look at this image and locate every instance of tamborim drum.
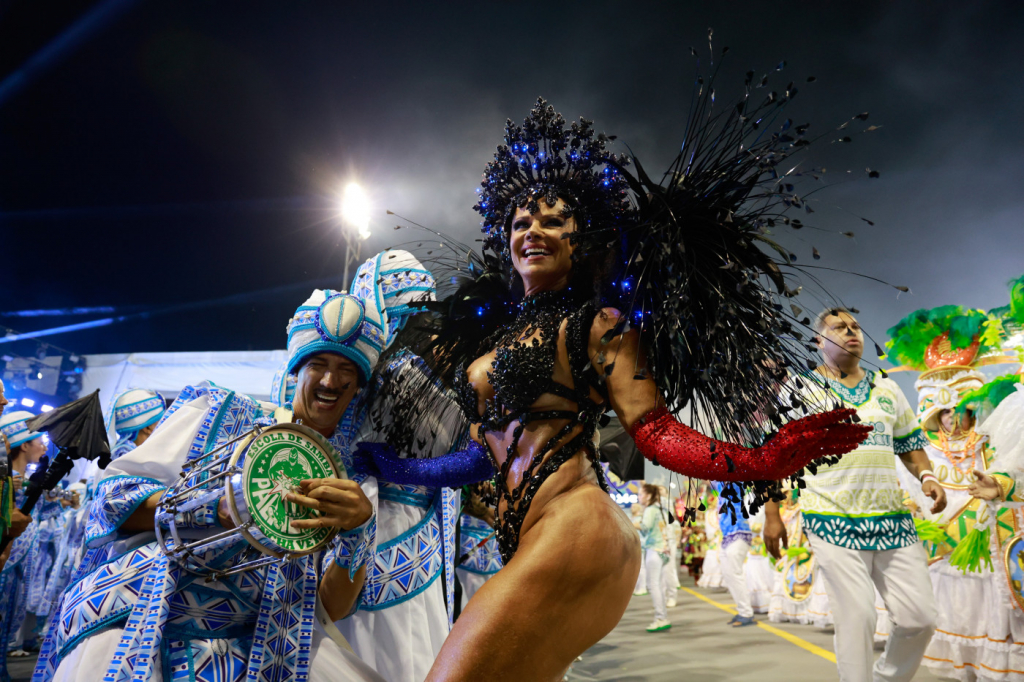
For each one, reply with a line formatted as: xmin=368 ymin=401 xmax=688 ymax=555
xmin=156 ymin=416 xmax=345 ymax=578
xmin=226 ymin=421 xmax=343 ymax=557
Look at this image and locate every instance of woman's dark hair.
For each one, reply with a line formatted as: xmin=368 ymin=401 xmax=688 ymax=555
xmin=641 ymin=483 xmax=661 ymax=503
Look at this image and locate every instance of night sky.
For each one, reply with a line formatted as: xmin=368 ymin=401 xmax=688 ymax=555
xmin=2 ymin=0 xmax=1023 ymax=395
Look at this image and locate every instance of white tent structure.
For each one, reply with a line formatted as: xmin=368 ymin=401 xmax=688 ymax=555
xmin=82 ymin=349 xmax=288 ymax=403
xmin=69 ymin=349 xmax=287 ymax=483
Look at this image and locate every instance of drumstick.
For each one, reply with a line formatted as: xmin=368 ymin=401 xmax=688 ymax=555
xmin=458 ymin=531 xmax=496 ymax=564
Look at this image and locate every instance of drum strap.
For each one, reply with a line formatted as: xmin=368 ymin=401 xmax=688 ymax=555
xmin=314 ymin=592 xmax=355 ymax=654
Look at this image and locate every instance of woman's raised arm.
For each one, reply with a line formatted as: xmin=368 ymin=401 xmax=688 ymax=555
xmin=592 ymin=308 xmax=871 ymax=481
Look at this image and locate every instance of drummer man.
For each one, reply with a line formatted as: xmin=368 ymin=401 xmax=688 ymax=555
xmin=294 ymin=251 xmax=470 ymax=682
xmin=34 ymin=289 xmax=389 ymax=682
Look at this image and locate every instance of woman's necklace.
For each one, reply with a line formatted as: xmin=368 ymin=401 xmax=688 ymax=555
xmin=936 ymin=427 xmax=980 ymax=469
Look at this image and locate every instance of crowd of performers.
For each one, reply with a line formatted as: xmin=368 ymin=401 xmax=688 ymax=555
xmin=0 ymin=88 xmax=1021 ymax=682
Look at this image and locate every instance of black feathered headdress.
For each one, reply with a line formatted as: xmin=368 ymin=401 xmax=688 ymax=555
xmin=474 ymin=98 xmax=633 ymax=275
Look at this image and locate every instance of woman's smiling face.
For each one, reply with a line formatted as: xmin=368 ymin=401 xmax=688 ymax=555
xmin=509 ymin=197 xmax=576 ymax=295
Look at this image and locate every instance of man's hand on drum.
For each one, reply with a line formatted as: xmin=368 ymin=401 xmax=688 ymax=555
xmin=286 ymin=479 xmax=373 ymax=531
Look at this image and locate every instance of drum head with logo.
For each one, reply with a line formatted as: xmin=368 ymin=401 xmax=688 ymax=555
xmin=227 ymin=421 xmax=345 ymax=558
xmin=1004 ymin=534 xmax=1024 ymax=611
xmin=783 ymin=553 xmax=815 ymax=603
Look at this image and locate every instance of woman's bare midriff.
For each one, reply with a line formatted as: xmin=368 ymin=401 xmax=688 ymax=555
xmin=485 ymin=410 xmax=597 ymax=538
xmin=425 ymin=447 xmax=641 ymax=682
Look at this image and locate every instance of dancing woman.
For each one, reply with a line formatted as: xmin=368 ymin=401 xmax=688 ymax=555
xmin=419 ymin=99 xmax=871 ymax=681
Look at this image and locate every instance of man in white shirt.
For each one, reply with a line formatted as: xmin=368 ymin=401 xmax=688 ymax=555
xmin=764 ymin=307 xmax=945 ymax=682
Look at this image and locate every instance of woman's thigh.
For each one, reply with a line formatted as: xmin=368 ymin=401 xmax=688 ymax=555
xmin=426 ymin=487 xmax=640 ymax=682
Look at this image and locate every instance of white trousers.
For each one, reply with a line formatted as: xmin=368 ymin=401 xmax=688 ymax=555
xmin=666 ymin=542 xmax=681 ymax=593
xmin=809 ymin=535 xmax=937 ymax=682
xmin=644 ymin=549 xmax=668 ymax=622
xmin=636 ymin=547 xmax=647 ymax=592
xmin=722 ymin=538 xmax=753 ymax=618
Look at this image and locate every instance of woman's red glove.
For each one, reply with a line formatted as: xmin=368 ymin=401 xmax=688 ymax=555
xmin=629 ymin=407 xmax=871 ymax=481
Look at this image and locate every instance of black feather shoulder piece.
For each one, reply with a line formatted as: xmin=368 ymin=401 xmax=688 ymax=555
xmin=607 ymin=55 xmax=875 ymax=446
xmin=420 ymin=250 xmax=518 ymax=388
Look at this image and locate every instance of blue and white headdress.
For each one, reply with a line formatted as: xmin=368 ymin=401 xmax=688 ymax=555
xmin=107 ymin=388 xmax=166 ymax=438
xmin=350 ymin=250 xmax=436 ymax=340
xmin=0 ymin=409 xmax=44 ymax=453
xmin=269 ymin=361 xmax=297 ymax=407
xmin=285 ymin=289 xmax=387 ymax=383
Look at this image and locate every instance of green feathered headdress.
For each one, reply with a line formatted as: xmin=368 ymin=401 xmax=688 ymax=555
xmin=988 ymin=274 xmax=1024 ymax=329
xmin=886 ymin=305 xmax=991 ymax=371
xmin=1009 ymin=275 xmax=1024 ymax=326
xmin=956 ymin=374 xmax=1024 ymax=417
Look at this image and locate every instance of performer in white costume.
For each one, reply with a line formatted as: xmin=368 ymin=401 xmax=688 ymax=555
xmin=632 ymin=502 xmax=648 ymax=596
xmin=744 ymin=523 xmax=774 ymax=615
xmin=766 ymin=307 xmax=943 ymax=682
xmin=0 ymin=410 xmax=50 ymax=674
xmin=697 ymin=490 xmax=724 ymax=589
xmin=22 ymin=485 xmax=69 ymax=647
xmin=636 ymin=483 xmax=671 ymax=632
xmin=107 ymin=388 xmax=166 ymax=460
xmin=714 ymin=481 xmax=756 ymax=626
xmin=663 ymin=506 xmax=682 ymax=606
xmin=335 ymin=250 xmax=482 ymax=682
xmin=886 ymin=302 xmax=1024 ymax=682
xmin=908 ymin=368 xmax=1024 ymax=680
xmin=767 ymin=492 xmax=832 ymax=628
xmin=966 ymin=379 xmax=1024 ymax=681
xmin=33 ymin=287 xmax=391 ymax=682
xmin=40 ymin=483 xmax=88 ymax=621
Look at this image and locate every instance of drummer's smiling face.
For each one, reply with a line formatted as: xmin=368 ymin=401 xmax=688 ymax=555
xmin=292 ymin=353 xmax=360 ymax=437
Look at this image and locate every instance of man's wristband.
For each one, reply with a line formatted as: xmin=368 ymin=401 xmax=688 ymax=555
xmin=331 ymin=513 xmax=376 ymax=582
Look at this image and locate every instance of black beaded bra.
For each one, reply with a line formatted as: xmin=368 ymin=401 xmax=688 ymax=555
xmin=454 ymin=289 xmax=610 ymax=562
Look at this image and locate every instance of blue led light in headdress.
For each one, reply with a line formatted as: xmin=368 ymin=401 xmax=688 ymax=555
xmin=473 ymin=98 xmax=632 ymax=268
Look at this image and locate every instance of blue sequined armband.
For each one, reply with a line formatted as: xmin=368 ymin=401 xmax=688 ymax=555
xmin=355 ymin=441 xmax=495 ymax=488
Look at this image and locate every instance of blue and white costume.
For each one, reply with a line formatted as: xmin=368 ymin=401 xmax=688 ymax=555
xmin=714 ymin=481 xmax=755 ymax=620
xmin=0 ymin=410 xmax=47 ymax=681
xmin=107 ymin=389 xmax=167 ymax=461
xmin=331 ymin=251 xmax=464 ymax=682
xmin=40 ymin=483 xmax=90 ymax=622
xmin=456 ymin=513 xmax=502 ymax=609
xmin=33 ymin=289 xmax=389 ymax=682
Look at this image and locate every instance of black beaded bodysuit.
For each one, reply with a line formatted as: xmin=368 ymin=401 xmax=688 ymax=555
xmin=454 ymin=289 xmax=609 ymax=562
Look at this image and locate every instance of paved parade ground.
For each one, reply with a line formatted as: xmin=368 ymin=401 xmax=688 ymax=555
xmin=8 ymin=579 xmax=948 ymax=682
xmin=567 ymin=579 xmax=946 ymax=682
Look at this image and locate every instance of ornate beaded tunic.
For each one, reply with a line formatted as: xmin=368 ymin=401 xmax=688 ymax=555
xmin=454 ymin=289 xmax=608 ymax=562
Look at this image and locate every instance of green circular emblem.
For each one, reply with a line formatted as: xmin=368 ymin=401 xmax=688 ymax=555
xmin=242 ymin=429 xmax=337 ymax=553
